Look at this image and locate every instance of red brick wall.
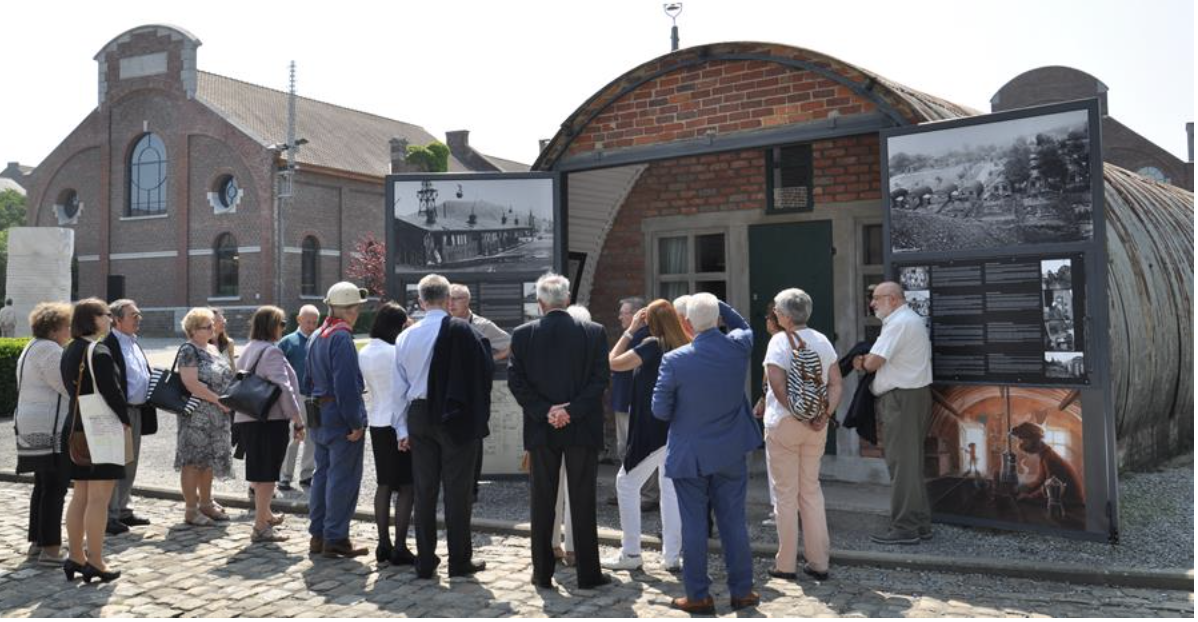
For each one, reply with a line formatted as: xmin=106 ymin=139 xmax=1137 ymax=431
xmin=566 ymin=59 xmax=877 ymax=159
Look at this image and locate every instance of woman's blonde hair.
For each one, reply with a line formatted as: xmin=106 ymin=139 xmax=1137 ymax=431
xmin=645 ymin=299 xmax=692 ymax=352
xmin=29 ymin=302 xmax=72 ymax=339
xmin=181 ymin=307 xmax=216 ymax=338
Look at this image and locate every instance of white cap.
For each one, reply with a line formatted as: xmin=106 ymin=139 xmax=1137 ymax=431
xmin=324 ymin=282 xmax=368 ymax=306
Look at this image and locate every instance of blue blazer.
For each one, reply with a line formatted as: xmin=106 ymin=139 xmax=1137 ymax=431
xmin=652 ymin=302 xmax=762 ymax=479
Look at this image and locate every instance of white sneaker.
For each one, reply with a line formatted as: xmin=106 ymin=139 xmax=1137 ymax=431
xmin=663 ymin=559 xmax=682 ymax=572
xmin=601 ymin=553 xmax=643 ymax=571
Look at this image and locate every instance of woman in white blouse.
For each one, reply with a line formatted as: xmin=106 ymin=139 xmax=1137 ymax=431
xmin=14 ymin=302 xmax=73 ymax=566
xmin=358 ymin=302 xmax=415 ymax=567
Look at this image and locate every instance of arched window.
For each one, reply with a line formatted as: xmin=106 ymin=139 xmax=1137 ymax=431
xmin=214 ymin=233 xmax=238 ymax=297
xmin=128 ymin=133 xmax=168 ymax=216
xmin=301 ymin=236 xmax=320 ymax=296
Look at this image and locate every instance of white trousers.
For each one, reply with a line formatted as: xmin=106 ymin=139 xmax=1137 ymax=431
xmin=552 ymin=463 xmax=573 ymax=551
xmin=616 ymin=446 xmax=680 ymax=564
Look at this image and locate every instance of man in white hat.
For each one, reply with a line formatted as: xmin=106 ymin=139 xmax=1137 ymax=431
xmin=304 ymin=282 xmax=370 ymax=558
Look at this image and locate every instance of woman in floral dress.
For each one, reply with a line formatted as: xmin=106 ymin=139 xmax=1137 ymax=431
xmin=175 ymin=307 xmax=235 ymax=526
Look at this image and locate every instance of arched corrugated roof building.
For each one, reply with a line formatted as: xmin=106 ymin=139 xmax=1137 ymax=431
xmin=533 ymin=41 xmax=1191 ymax=472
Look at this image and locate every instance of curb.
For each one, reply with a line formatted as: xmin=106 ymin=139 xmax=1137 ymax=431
xmin=2 ymin=472 xmax=1191 ymax=591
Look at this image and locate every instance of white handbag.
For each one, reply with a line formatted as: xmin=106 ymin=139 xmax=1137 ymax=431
xmin=76 ymin=340 xmax=133 ymax=466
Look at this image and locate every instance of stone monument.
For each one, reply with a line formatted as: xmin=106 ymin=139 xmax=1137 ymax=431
xmin=5 ymin=227 xmax=74 ymax=337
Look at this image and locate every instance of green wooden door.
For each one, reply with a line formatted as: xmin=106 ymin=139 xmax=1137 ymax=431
xmin=749 ymin=220 xmax=836 ymax=454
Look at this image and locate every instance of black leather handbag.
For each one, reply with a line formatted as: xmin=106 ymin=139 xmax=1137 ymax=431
xmin=220 ymin=348 xmax=282 ymax=421
xmin=147 ymin=346 xmax=200 ymax=416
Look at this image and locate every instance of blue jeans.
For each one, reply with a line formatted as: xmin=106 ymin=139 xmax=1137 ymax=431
xmin=308 ymin=426 xmax=365 ymax=541
xmin=672 ymin=459 xmax=754 ymax=601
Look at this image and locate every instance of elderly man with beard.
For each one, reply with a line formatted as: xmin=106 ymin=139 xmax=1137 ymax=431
xmin=853 ymin=281 xmax=933 ymax=545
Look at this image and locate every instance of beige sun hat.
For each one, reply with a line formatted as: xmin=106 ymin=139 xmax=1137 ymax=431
xmin=324 ymin=281 xmax=368 ymax=306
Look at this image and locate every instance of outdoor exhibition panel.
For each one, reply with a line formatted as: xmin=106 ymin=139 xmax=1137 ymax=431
xmin=881 ymin=99 xmax=1118 ymax=541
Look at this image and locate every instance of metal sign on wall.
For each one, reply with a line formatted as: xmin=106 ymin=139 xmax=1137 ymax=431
xmin=880 ymin=99 xmax=1119 ymax=541
xmin=384 ymin=172 xmax=563 ymax=475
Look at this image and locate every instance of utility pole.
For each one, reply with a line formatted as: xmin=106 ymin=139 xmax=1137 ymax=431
xmin=274 ymin=61 xmax=306 ymax=305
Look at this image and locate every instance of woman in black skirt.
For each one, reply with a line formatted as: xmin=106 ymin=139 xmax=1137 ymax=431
xmin=357 ymin=302 xmax=415 ymax=565
xmin=60 ymin=298 xmax=128 ymax=583
xmin=233 ymin=306 xmax=304 ymax=542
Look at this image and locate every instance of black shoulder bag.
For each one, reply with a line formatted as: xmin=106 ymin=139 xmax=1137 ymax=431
xmin=220 ymin=347 xmax=283 ymax=421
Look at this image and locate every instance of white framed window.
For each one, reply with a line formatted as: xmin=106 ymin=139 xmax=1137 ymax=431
xmin=652 ymin=230 xmax=728 ymax=302
xmin=1044 ymin=426 xmax=1073 ymax=462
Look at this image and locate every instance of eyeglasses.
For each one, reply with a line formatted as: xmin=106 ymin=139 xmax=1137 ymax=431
xmin=197 ymin=324 xmax=214 ymax=331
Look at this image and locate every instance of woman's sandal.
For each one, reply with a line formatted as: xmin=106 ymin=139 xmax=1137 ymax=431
xmin=185 ymin=508 xmax=216 ymax=527
xmin=198 ymin=503 xmax=230 ymax=522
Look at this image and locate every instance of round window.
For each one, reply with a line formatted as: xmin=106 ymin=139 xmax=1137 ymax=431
xmin=219 ymin=176 xmax=239 ymax=208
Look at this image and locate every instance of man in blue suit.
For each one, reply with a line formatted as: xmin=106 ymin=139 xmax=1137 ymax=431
xmin=653 ymin=293 xmax=762 ymax=614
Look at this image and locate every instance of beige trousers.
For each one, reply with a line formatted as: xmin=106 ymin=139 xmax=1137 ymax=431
xmin=765 ymin=415 xmax=830 ymax=573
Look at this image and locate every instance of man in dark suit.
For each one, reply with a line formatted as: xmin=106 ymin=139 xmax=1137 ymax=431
xmin=393 ymin=274 xmax=493 ymax=579
xmin=653 ymin=293 xmax=761 ymax=614
xmin=102 ymin=299 xmax=157 ymax=535
xmin=508 ymin=273 xmax=612 ymax=590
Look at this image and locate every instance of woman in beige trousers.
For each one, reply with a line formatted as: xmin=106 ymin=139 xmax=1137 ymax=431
xmin=763 ymin=288 xmax=843 ymax=581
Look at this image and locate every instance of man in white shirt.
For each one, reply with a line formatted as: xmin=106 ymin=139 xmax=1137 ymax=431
xmin=853 ymin=281 xmax=933 ymax=545
xmin=393 ymin=274 xmax=489 ymax=579
xmin=0 ymin=298 xmax=16 ymax=337
xmin=103 ymin=299 xmax=155 ymax=534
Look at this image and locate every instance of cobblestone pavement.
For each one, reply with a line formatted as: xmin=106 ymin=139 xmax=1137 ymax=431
xmin=0 ymin=483 xmax=1191 ymax=618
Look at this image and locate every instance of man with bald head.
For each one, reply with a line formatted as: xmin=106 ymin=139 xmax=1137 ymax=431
xmin=853 ymin=281 xmax=933 ymax=545
xmin=279 ymin=304 xmax=322 ymax=491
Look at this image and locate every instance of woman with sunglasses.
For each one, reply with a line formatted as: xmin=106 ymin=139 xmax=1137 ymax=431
xmin=175 ymin=308 xmax=235 ymax=526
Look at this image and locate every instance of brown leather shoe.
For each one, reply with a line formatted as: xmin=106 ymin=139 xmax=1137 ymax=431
xmin=670 ymin=595 xmax=716 ymax=615
xmin=321 ymin=538 xmax=368 ymax=558
xmin=309 ymin=536 xmax=324 ymax=555
xmin=730 ymin=591 xmax=760 ymax=610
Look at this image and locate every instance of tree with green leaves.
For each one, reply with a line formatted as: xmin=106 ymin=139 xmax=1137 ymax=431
xmin=404 ymin=141 xmax=450 ymax=173
xmin=0 ymin=190 xmax=28 ymax=298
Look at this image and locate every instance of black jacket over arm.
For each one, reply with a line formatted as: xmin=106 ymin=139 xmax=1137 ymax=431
xmin=61 ymin=339 xmax=130 ymax=429
xmin=427 ymin=316 xmax=494 ymax=445
xmin=838 ymin=340 xmax=877 ymax=445
xmin=508 ymin=309 xmax=610 ymax=450
xmin=102 ymin=332 xmax=158 ymax=435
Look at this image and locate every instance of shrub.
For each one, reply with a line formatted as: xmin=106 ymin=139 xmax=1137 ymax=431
xmin=0 ymin=338 xmax=32 ymax=417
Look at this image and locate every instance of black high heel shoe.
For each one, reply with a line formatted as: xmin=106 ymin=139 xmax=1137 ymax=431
xmin=63 ymin=558 xmax=86 ymax=581
xmin=80 ymin=563 xmax=121 ymax=583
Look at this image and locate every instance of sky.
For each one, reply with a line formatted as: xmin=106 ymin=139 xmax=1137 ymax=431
xmin=1 ymin=0 xmax=1193 ymax=169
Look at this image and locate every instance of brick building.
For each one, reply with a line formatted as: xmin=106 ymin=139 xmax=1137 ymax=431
xmin=536 ymin=42 xmax=976 ymax=482
xmin=24 ymin=24 xmax=526 ymax=335
xmin=992 ymin=66 xmax=1193 ymax=191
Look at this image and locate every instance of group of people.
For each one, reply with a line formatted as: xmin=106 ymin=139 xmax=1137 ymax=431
xmin=11 ymin=273 xmax=934 ymax=614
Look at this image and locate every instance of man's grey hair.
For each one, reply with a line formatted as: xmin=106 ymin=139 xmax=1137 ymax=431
xmin=449 ymin=283 xmax=471 ymax=299
xmin=672 ymin=294 xmax=692 ymax=319
xmin=566 ymin=304 xmax=591 ymax=323
xmin=619 ymin=296 xmax=645 ymax=312
xmin=109 ymin=299 xmax=138 ymax=319
xmin=536 ymin=272 xmax=571 ymax=309
xmin=419 ymin=274 xmax=450 ymax=304
xmin=773 ymin=288 xmax=813 ymax=326
xmin=297 ymin=304 xmax=320 ymax=318
xmin=687 ymin=293 xmax=719 ymax=332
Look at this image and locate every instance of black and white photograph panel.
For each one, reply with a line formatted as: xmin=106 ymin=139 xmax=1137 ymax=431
xmin=1045 ymin=352 xmax=1086 ymax=379
xmin=905 ymin=289 xmax=931 ymax=317
xmin=900 ymin=266 xmax=930 ymax=290
xmin=1041 ymin=258 xmax=1073 ymax=290
xmin=404 ymin=284 xmax=426 ymax=321
xmin=522 ymin=282 xmax=537 ymax=304
xmin=391 ymin=177 xmax=555 ymax=274
xmin=1044 ymin=290 xmax=1074 ymax=322
xmin=523 ymin=303 xmax=541 ymax=324
xmin=888 ymin=108 xmax=1093 ymax=253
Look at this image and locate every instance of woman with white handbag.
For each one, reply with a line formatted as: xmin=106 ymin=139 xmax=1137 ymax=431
xmin=14 ymin=302 xmax=73 ymax=566
xmin=59 ymin=298 xmax=129 ymax=583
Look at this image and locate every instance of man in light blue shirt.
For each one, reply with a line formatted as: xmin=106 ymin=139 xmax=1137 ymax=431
xmin=278 ymin=305 xmax=320 ymax=490
xmin=103 ymin=299 xmax=155 ymax=534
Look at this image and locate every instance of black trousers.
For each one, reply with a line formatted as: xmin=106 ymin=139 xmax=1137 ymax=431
xmin=408 ymin=401 xmax=479 ymax=574
xmin=28 ymin=469 xmax=69 ymax=547
xmin=529 ymin=445 xmax=601 ymax=586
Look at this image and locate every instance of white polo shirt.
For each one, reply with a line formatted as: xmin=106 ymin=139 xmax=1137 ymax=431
xmin=869 ymin=305 xmax=932 ymax=395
